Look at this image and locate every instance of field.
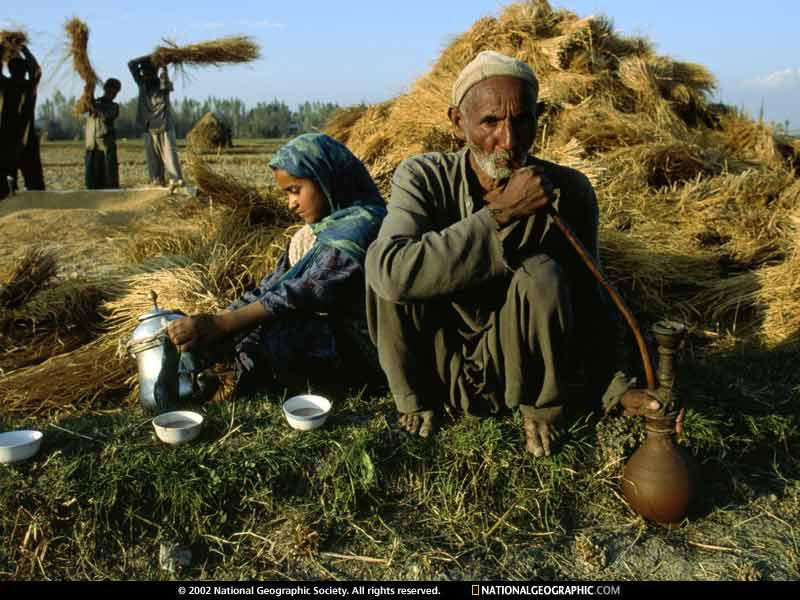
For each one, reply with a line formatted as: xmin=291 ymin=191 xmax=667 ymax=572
xmin=40 ymin=138 xmax=282 ymax=191
xmin=1 ymin=138 xmax=798 ymax=582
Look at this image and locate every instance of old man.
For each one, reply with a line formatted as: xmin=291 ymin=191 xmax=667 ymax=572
xmin=365 ymin=51 xmax=622 ymax=456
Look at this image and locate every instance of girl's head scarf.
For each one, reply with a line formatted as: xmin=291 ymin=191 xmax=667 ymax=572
xmin=267 ymin=133 xmax=386 ymax=283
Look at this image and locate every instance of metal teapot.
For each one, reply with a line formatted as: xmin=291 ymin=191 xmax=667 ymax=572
xmin=127 ymin=291 xmax=198 ymax=413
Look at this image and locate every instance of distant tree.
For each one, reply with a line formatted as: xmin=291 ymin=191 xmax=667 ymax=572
xmin=38 ymin=95 xmax=340 ymax=141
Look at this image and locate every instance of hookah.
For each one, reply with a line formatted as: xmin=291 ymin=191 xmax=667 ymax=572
xmin=547 ymin=202 xmax=693 ymax=526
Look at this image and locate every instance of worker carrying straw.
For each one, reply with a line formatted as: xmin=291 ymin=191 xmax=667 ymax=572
xmin=128 ymin=54 xmax=184 ymax=189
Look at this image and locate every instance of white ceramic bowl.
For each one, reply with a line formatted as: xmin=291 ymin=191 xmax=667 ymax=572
xmin=282 ymin=395 xmax=332 ymax=431
xmin=152 ymin=411 xmax=204 ymax=445
xmin=0 ymin=430 xmax=43 ymax=464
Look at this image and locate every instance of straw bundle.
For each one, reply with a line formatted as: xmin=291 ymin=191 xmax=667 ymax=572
xmin=0 ymin=338 xmax=133 ymax=416
xmin=715 ymin=113 xmax=784 ymax=168
xmin=553 ymin=101 xmax=664 ymax=155
xmin=0 ymin=30 xmax=27 ymax=63
xmin=693 ymin=212 xmax=800 ymax=346
xmin=0 ymin=247 xmax=58 ymax=309
xmin=186 ymin=154 xmax=295 ymax=226
xmin=187 ymin=112 xmax=233 ymax=151
xmin=0 ymin=280 xmax=108 ymax=373
xmin=325 ymin=1 xmax=678 ymax=190
xmin=150 ymin=35 xmax=260 ymax=68
xmin=612 ymin=141 xmax=725 ymax=188
xmin=64 ymin=18 xmax=100 ymax=116
xmin=598 ymin=227 xmax=720 ymax=319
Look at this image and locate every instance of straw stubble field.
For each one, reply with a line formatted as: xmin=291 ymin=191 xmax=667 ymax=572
xmin=2 ymin=0 xmax=800 ymax=582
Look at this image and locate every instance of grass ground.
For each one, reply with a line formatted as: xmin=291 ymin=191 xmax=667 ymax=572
xmin=1 ymin=141 xmax=798 ymax=581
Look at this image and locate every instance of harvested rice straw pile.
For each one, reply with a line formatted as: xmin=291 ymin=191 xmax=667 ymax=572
xmin=324 ymin=105 xmax=369 ymax=146
xmin=325 ymin=0 xmax=800 ymax=346
xmin=0 ymin=29 xmax=27 ymax=63
xmin=150 ymin=35 xmax=260 ymax=68
xmin=65 ymin=18 xmax=100 ymax=116
xmin=0 ymin=263 xmax=213 ymax=416
xmin=1 ymin=163 xmax=296 ymax=415
xmin=0 ymin=247 xmax=58 ymax=309
xmin=187 ymin=111 xmax=233 ymax=151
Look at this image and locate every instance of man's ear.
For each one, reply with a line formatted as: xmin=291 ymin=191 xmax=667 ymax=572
xmin=448 ymin=106 xmax=467 ymax=142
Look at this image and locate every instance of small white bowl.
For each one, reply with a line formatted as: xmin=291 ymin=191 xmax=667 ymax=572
xmin=282 ymin=395 xmax=331 ymax=431
xmin=0 ymin=430 xmax=43 ymax=464
xmin=152 ymin=411 xmax=204 ymax=445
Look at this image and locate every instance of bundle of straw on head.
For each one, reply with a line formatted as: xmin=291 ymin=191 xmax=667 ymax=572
xmin=0 ymin=30 xmax=27 ymax=63
xmin=65 ymin=18 xmax=100 ymax=115
xmin=150 ymin=35 xmax=260 ymax=68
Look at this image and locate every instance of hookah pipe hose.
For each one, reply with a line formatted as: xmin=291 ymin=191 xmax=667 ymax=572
xmin=543 ymin=200 xmax=696 ymax=527
xmin=544 ymin=202 xmax=657 ymax=392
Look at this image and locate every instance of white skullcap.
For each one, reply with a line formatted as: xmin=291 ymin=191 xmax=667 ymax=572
xmin=451 ymin=50 xmax=539 ymax=107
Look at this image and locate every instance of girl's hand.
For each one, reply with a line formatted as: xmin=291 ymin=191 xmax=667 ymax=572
xmin=166 ymin=314 xmax=226 ymax=352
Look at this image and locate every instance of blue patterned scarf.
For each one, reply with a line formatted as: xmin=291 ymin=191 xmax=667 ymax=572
xmin=267 ymin=133 xmax=386 ymax=284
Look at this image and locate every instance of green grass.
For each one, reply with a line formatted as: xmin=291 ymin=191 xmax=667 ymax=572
xmin=1 ymin=338 xmax=798 ymax=580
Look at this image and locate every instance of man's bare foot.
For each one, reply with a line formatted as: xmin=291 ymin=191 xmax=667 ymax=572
xmin=523 ymin=415 xmax=553 ymax=457
xmin=398 ymin=410 xmax=436 ymax=438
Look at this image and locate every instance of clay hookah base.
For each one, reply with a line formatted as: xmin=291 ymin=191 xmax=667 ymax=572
xmin=622 ymin=415 xmax=693 ymax=528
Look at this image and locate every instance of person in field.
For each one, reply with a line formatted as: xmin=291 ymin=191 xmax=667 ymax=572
xmin=128 ymin=54 xmax=183 ymax=189
xmin=365 ymin=51 xmax=629 ymax=455
xmin=167 ymin=133 xmax=386 ymax=397
xmin=85 ymin=78 xmax=122 ymax=189
xmin=0 ymin=43 xmax=42 ymax=199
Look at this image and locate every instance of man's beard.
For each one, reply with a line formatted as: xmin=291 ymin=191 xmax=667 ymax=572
xmin=468 ymin=144 xmax=528 ymax=183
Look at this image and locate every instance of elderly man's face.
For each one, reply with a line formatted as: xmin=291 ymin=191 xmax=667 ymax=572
xmin=449 ymin=75 xmax=538 ymax=186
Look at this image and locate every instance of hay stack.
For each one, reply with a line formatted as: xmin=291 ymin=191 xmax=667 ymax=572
xmin=151 ymin=35 xmax=260 ymax=68
xmin=324 ymin=0 xmax=799 ymax=345
xmin=187 ymin=112 xmax=233 ymax=151
xmin=0 ymin=30 xmax=27 ymax=63
xmin=64 ymin=18 xmax=100 ymax=116
xmin=325 ymin=0 xmax=727 ymax=189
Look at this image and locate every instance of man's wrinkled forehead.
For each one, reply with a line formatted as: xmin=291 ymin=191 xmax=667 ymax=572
xmin=461 ymin=76 xmax=538 ymax=116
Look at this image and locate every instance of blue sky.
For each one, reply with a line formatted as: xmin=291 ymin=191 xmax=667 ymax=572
xmin=4 ymin=0 xmax=798 ymax=128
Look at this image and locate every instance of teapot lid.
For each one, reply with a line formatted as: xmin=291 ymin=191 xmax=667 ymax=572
xmin=130 ymin=291 xmax=185 ymax=346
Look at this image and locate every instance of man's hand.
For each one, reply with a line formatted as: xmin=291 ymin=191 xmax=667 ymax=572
xmin=166 ymin=314 xmax=226 ymax=352
xmin=484 ymin=165 xmax=554 ymax=227
xmin=523 ymin=414 xmax=555 ymax=457
xmin=619 ymin=389 xmax=685 ymax=436
xmin=398 ymin=410 xmax=436 ymax=438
